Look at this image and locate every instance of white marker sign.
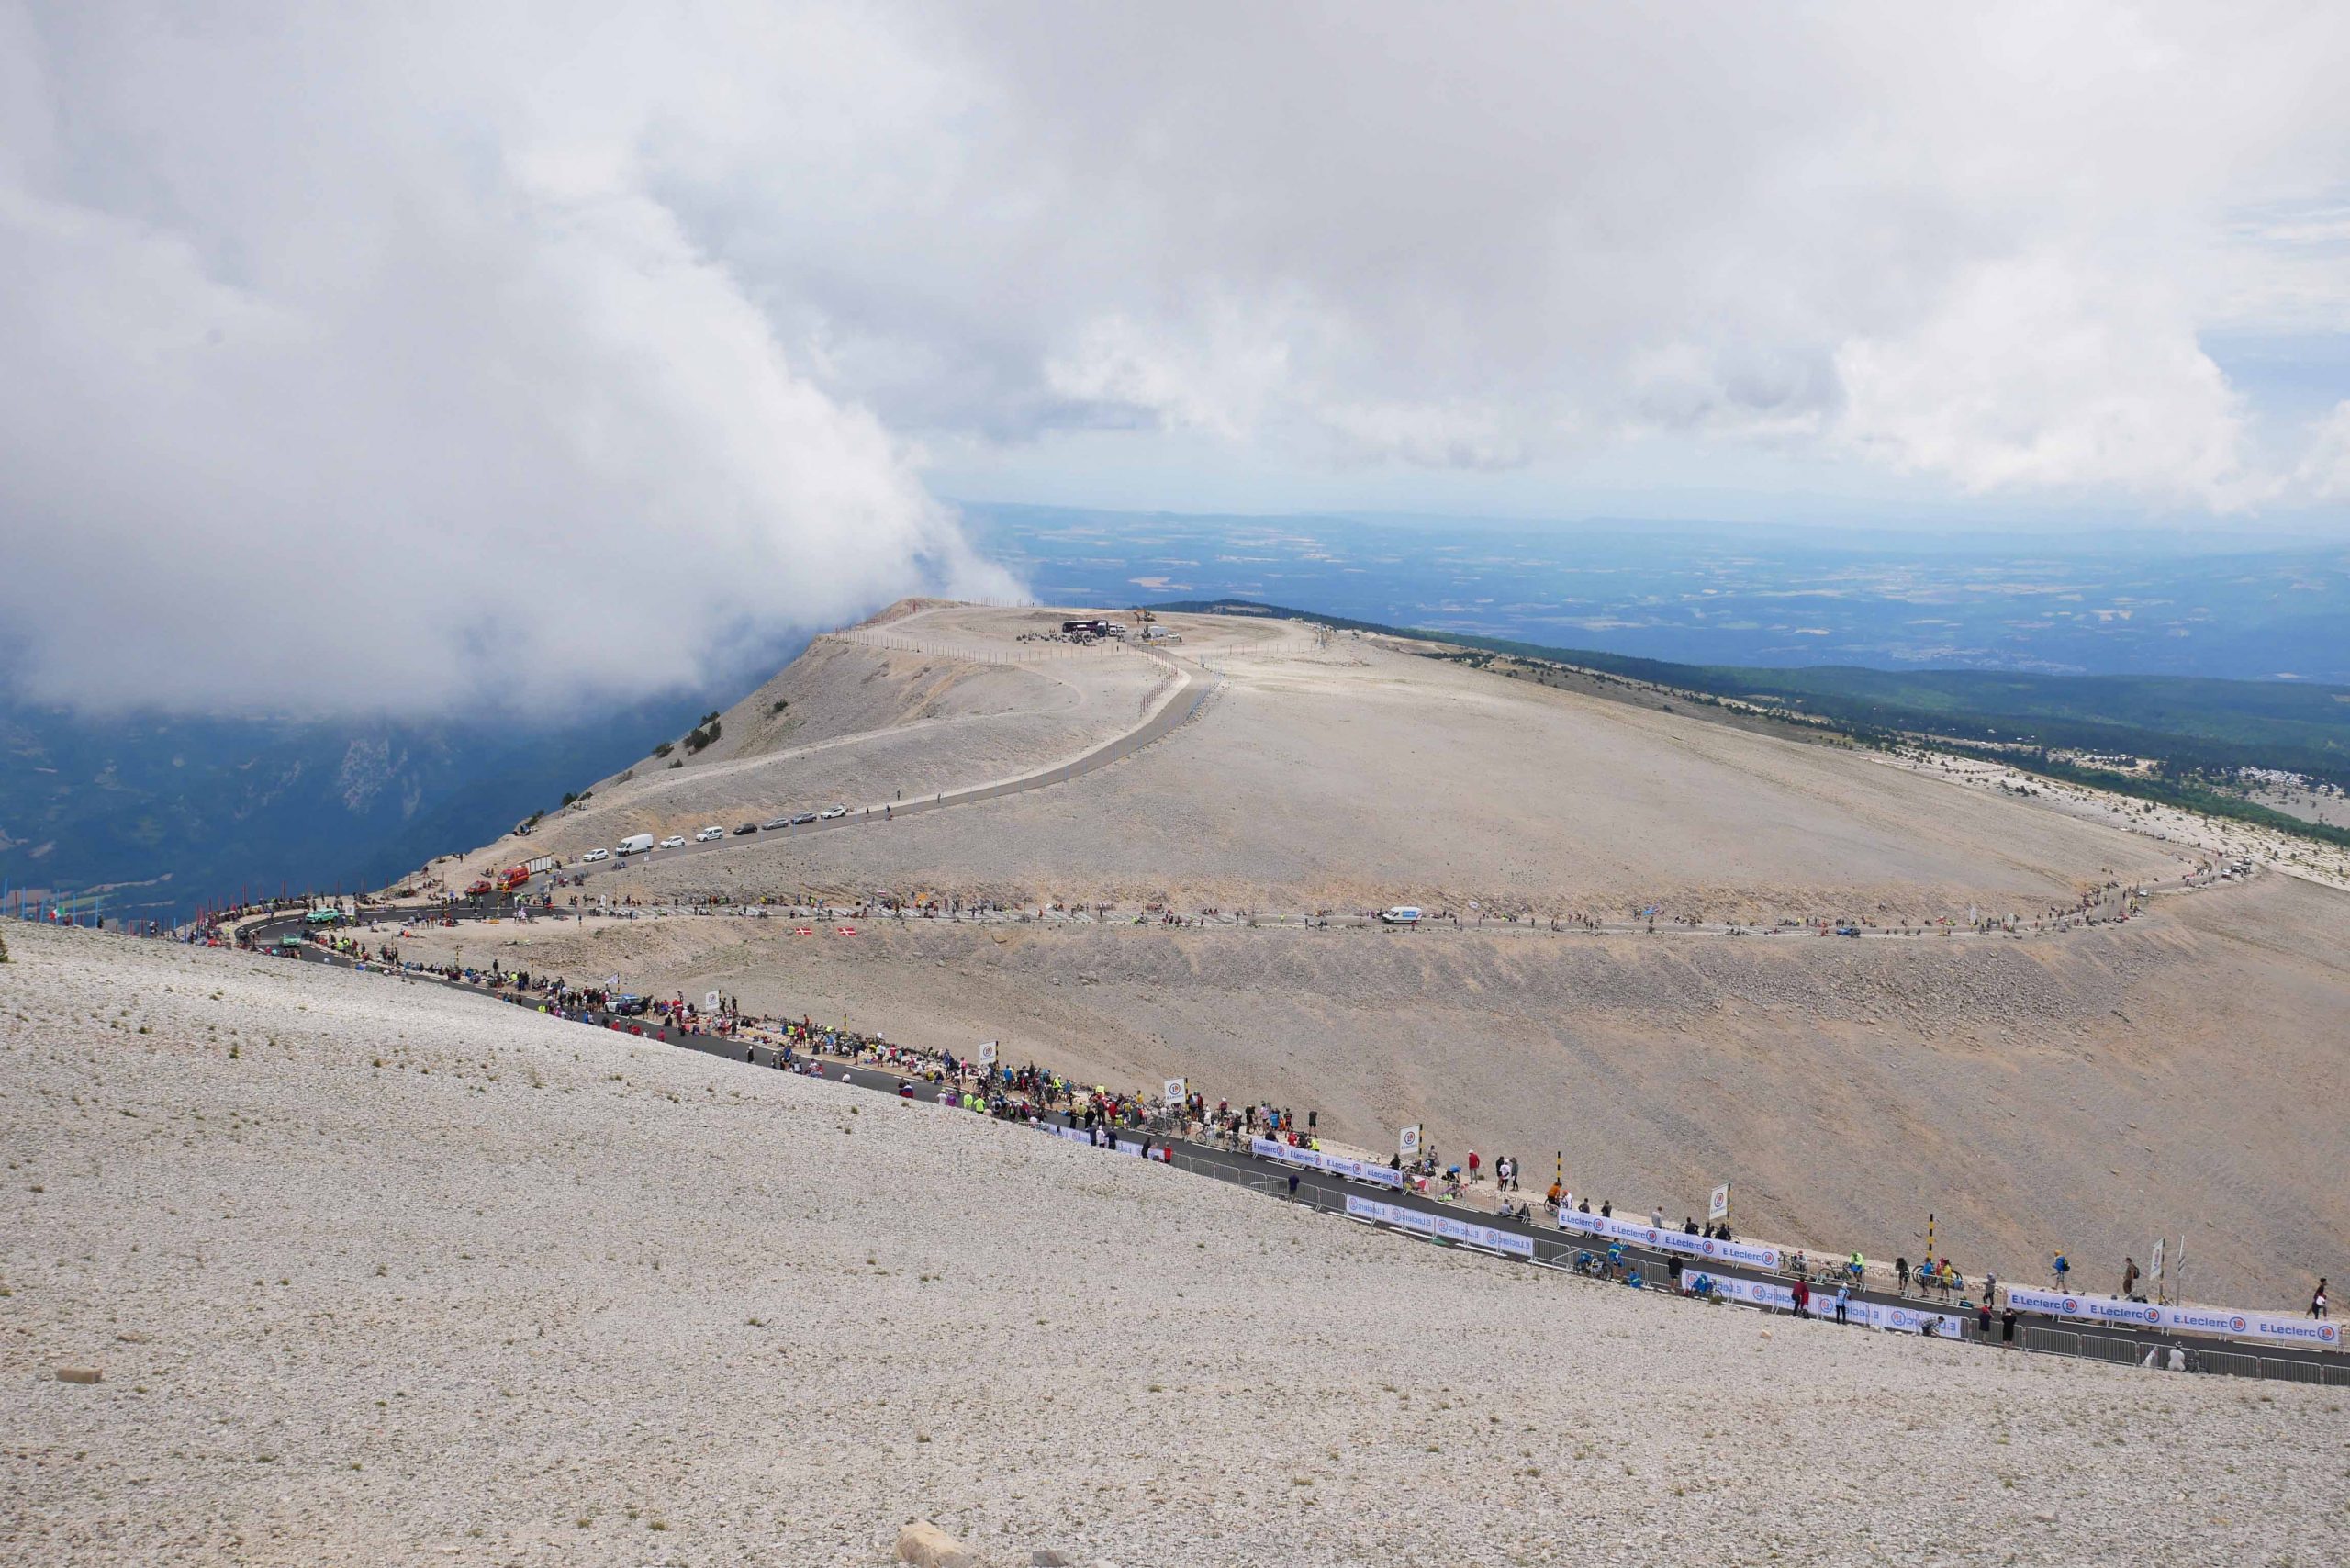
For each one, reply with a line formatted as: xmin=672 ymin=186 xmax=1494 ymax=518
xmin=1164 ymin=1077 xmax=1186 ymax=1104
xmin=1708 ymin=1183 xmax=1731 ymax=1222
xmin=977 ymin=1040 xmax=998 ymax=1065
xmin=704 ymin=990 xmax=722 ymax=1014
xmin=1399 ymin=1125 xmax=1422 ymax=1158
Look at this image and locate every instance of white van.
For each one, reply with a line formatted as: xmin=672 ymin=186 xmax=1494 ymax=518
xmin=1379 ymin=905 xmax=1422 ymax=925
xmin=616 ymin=833 xmax=655 ymax=857
xmin=696 ymin=826 xmax=724 ymax=842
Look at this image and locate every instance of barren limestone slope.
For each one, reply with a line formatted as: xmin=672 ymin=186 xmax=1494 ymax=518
xmin=4 ymin=923 xmax=2343 ymax=1567
xmin=414 ymin=610 xmax=1173 ymax=890
xmin=589 ymin=610 xmax=2183 ymax=919
xmin=383 ymin=871 xmax=2350 ymax=1304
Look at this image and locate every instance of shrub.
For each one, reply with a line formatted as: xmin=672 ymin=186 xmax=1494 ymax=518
xmin=769 ymin=697 xmax=789 ymax=715
xmin=652 ymin=741 xmax=673 ymax=758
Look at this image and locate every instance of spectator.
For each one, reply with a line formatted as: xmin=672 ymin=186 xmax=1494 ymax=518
xmin=1896 ymin=1256 xmax=1910 ymax=1294
xmin=2052 ymin=1251 xmax=2071 ymax=1289
xmin=2121 ymin=1257 xmax=2141 ymax=1299
xmin=2313 ymin=1278 xmax=2330 ymax=1319
xmin=1833 ymin=1283 xmax=1850 ymax=1325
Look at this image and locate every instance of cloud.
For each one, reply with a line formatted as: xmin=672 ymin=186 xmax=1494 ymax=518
xmin=5 ymin=2 xmax=2349 ymax=717
xmin=1834 ymin=255 xmax=2255 ymax=505
xmin=0 ymin=4 xmax=1013 ymax=716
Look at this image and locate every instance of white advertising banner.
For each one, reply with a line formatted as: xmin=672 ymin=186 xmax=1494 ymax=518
xmin=2006 ymin=1286 xmax=2344 ymax=1349
xmin=1690 ymin=1274 xmax=1964 ymax=1338
xmin=1036 ymin=1123 xmax=1169 ymax=1161
xmin=1345 ymin=1195 xmax=1535 ymax=1258
xmin=1554 ymin=1208 xmax=1783 ymax=1272
xmin=1250 ymin=1137 xmax=1404 ymax=1189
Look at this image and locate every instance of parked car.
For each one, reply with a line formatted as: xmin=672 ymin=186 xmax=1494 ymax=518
xmin=581 ymin=847 xmax=610 ymax=862
xmin=733 ymin=823 xmax=759 ymax=835
xmin=696 ymin=826 xmax=725 ymax=842
xmin=819 ymin=804 xmax=847 ymax=820
xmin=790 ymin=812 xmax=818 ymax=825
xmin=762 ymin=817 xmax=792 ymax=831
xmin=657 ymin=835 xmax=688 ymax=849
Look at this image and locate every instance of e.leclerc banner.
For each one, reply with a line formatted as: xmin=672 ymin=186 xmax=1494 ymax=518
xmin=1554 ymin=1207 xmax=1783 ymax=1271
xmin=2004 ymin=1285 xmax=2341 ymax=1349
xmin=1344 ymin=1195 xmax=1534 ymax=1258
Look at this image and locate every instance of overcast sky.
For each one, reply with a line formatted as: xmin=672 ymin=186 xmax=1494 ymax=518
xmin=5 ymin=2 xmax=2348 ymax=713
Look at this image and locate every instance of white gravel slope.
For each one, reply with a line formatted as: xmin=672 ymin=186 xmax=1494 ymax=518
xmin=2 ymin=924 xmax=2343 ymax=1567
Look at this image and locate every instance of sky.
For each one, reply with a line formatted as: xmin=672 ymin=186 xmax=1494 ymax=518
xmin=4 ymin=2 xmax=2349 ymax=714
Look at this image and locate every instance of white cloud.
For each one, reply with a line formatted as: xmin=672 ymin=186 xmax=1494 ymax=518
xmin=4 ymin=1 xmax=2349 ymax=716
xmin=0 ymin=3 xmax=1013 ymax=715
xmin=1834 ymin=255 xmax=2255 ymax=506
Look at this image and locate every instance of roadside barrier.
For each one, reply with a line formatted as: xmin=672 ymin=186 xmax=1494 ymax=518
xmin=1554 ymin=1208 xmax=1783 ymax=1271
xmin=1249 ymin=1137 xmax=1405 ymax=1189
xmin=1694 ymin=1273 xmax=1964 ymax=1338
xmin=2004 ymin=1285 xmax=2341 ymax=1350
xmin=1344 ymin=1195 xmax=1534 ymax=1258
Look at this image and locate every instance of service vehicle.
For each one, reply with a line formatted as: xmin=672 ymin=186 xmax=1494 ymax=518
xmin=1378 ymin=905 xmax=1423 ymax=925
xmin=657 ymin=835 xmax=688 ymax=849
xmin=581 ymin=847 xmax=610 ymax=862
xmin=615 ymin=834 xmax=655 ymax=856
xmin=696 ymin=826 xmax=725 ymax=842
xmin=304 ymin=907 xmax=344 ymax=925
xmin=819 ymin=804 xmax=847 ymax=819
xmin=465 ymin=878 xmax=496 ymax=896
xmin=498 ymin=866 xmax=532 ymax=892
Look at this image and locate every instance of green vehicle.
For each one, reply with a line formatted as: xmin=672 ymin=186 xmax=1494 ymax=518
xmin=304 ymin=908 xmax=344 ymax=926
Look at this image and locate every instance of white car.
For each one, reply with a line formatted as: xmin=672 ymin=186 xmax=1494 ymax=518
xmin=657 ymin=835 xmax=688 ymax=849
xmin=581 ymin=847 xmax=610 ymax=863
xmin=818 ymin=804 xmax=847 ymax=819
xmin=695 ymin=826 xmax=724 ymax=842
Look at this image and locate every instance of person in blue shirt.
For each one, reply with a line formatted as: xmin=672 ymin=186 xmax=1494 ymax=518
xmin=2053 ymin=1251 xmax=2071 ymax=1289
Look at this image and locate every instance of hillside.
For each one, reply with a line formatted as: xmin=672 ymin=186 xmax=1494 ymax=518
xmin=1149 ymin=599 xmax=2350 ymax=793
xmin=414 ymin=604 xmax=2350 ymax=1301
xmin=412 ymin=610 xmax=1174 ymax=895
xmin=5 ymin=922 xmax=2343 ymax=1565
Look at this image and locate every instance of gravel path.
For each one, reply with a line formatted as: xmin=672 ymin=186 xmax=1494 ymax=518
xmin=5 ymin=923 xmax=2343 ymax=1567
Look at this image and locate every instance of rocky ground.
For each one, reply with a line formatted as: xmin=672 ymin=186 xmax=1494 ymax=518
xmin=380 ymin=867 xmax=2350 ymax=1307
xmin=4 ymin=923 xmax=2344 ymax=1566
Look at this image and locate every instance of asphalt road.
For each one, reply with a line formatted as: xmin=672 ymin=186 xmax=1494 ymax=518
xmin=235 ymin=905 xmax=2345 ymax=1381
xmin=509 ymin=651 xmax=1209 ymax=894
